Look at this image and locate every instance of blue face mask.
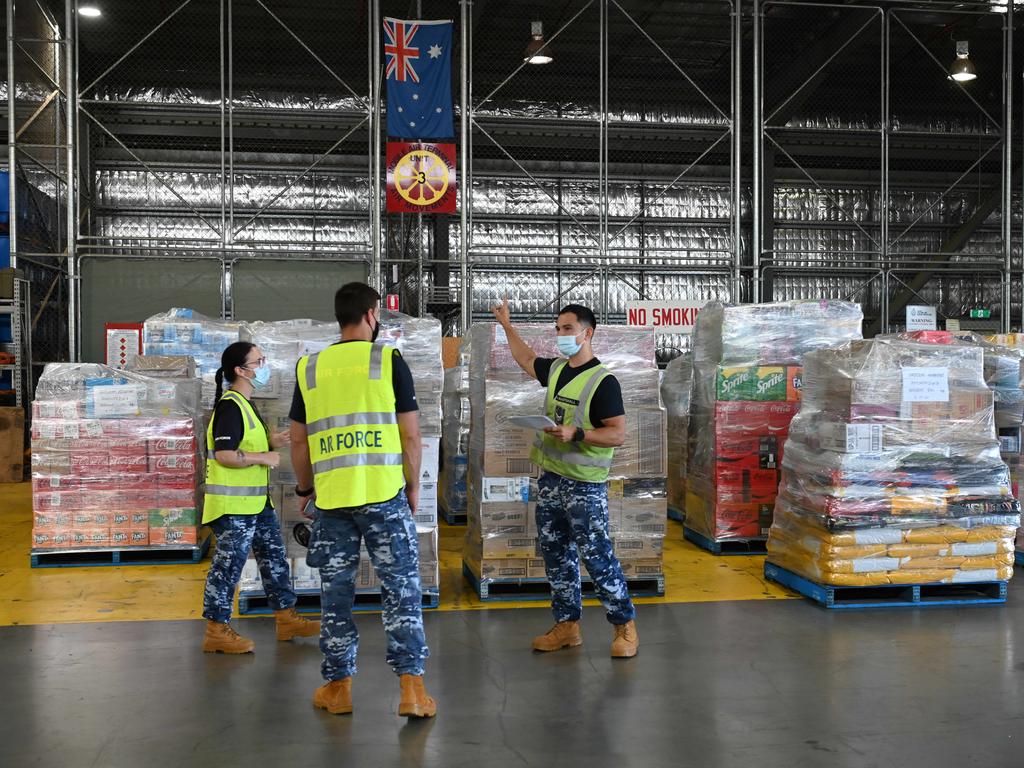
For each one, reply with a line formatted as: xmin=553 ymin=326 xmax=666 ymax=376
xmin=556 ymin=333 xmax=584 ymax=358
xmin=250 ymin=364 xmax=272 ymax=389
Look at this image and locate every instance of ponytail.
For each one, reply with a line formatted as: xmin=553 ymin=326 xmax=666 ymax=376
xmin=214 ymin=367 xmax=225 ymax=405
xmin=214 ymin=341 xmax=256 ymax=407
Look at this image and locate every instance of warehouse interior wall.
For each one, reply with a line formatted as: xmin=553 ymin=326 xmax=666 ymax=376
xmin=3 ymin=0 xmax=1022 ymax=366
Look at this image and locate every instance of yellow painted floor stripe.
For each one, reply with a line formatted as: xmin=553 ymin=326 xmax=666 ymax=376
xmin=0 ymin=482 xmax=794 ymax=627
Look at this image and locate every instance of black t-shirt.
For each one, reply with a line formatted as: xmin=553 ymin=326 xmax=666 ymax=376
xmin=211 ymin=395 xmax=269 ymax=452
xmin=289 ymin=341 xmax=418 ymax=424
xmin=533 ymin=357 xmax=625 ymax=427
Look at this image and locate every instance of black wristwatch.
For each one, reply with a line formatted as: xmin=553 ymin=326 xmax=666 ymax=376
xmin=295 ymin=485 xmax=315 ymax=498
xmin=574 ymin=427 xmax=586 ymax=443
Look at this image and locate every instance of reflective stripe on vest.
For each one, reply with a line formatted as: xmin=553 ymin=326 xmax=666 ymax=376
xmin=203 ymin=390 xmax=272 ymax=524
xmin=530 ymin=361 xmax=616 ymax=483
xmin=296 ymin=342 xmax=405 ymax=508
xmin=305 ymin=343 xmax=386 ymax=390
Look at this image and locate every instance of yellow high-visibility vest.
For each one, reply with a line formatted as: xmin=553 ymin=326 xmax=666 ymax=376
xmin=296 ymin=342 xmax=405 ymax=508
xmin=203 ymin=390 xmax=272 ymax=524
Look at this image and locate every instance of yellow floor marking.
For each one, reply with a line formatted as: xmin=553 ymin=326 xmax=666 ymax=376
xmin=0 ymin=482 xmax=794 ymax=627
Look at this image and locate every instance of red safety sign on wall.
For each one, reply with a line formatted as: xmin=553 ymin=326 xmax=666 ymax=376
xmin=386 ymin=294 xmax=400 ymax=311
xmin=386 ymin=141 xmax=457 ymax=214
xmin=104 ymin=323 xmax=144 ymax=369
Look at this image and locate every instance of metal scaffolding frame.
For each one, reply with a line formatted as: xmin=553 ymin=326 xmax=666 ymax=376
xmin=458 ymin=0 xmax=742 ymax=334
xmin=753 ymin=0 xmax=1016 ymax=334
xmin=5 ymin=0 xmax=1020 ymax=360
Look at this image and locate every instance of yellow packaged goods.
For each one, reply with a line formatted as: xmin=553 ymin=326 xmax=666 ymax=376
xmin=903 ymin=525 xmax=1016 ymax=545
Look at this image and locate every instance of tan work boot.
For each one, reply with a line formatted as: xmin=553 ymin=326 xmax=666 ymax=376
xmin=202 ymin=620 xmax=255 ymax=654
xmin=275 ymin=607 xmax=320 ymax=641
xmin=610 ymin=620 xmax=639 ymax=658
xmin=398 ymin=674 xmax=437 ymax=718
xmin=531 ymin=620 xmax=582 ymax=652
xmin=313 ymin=678 xmax=353 ymax=715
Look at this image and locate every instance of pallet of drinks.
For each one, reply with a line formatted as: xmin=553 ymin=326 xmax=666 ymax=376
xmin=661 ymin=353 xmax=692 ymax=522
xmin=765 ymin=337 xmax=1019 ymax=608
xmin=684 ymin=301 xmax=863 ymax=553
xmin=30 ymin=361 xmax=208 ymax=567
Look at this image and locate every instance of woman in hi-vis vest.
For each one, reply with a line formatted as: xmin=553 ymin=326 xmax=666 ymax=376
xmin=200 ymin=341 xmax=319 ymax=653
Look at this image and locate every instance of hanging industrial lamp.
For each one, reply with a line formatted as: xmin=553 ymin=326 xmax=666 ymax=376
xmin=949 ymin=40 xmax=977 ymax=83
xmin=78 ymin=3 xmax=102 ymax=17
xmin=523 ymin=21 xmax=553 ymax=65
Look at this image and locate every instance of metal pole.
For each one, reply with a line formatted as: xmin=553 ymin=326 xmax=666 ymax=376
xmin=751 ymin=0 xmax=761 ymax=303
xmin=1001 ymin=1 xmax=1012 ymax=333
xmin=459 ymin=0 xmax=469 ymax=333
xmin=416 ymin=0 xmax=423 ymax=317
xmin=370 ymin=0 xmax=382 ymax=292
xmin=599 ymin=0 xmax=607 ymax=323
xmin=227 ymin=0 xmax=234 ymax=250
xmin=881 ymin=9 xmax=889 ymax=336
xmin=65 ymin=0 xmax=77 ymax=360
xmin=219 ymin=0 xmax=226 ymax=244
xmin=731 ymin=0 xmax=741 ymax=304
xmin=7 ymin=0 xmax=18 ymax=272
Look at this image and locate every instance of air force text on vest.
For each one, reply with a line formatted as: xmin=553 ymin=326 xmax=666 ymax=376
xmin=320 ymin=429 xmax=385 ymax=453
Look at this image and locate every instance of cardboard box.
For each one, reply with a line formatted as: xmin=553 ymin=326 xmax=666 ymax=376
xmin=618 ymin=558 xmax=665 ymax=579
xmin=292 ymin=559 xmax=321 ymax=591
xmin=527 ymin=558 xmax=548 ymax=579
xmin=148 ymin=454 xmax=196 ymax=474
xmin=148 ymin=436 xmax=196 ymax=454
xmin=149 ymin=508 xmax=198 ymax=527
xmin=715 ymin=366 xmax=802 ymax=402
xmin=149 ymin=526 xmax=198 ymax=546
xmin=419 ymin=560 xmax=440 ymax=589
xmin=240 ymin=559 xmax=262 ymax=591
xmin=420 ymin=437 xmax=441 ymax=483
xmin=714 ymin=401 xmax=800 ymax=439
xmin=612 ymin=536 xmax=663 ymax=560
xmin=0 ymin=407 xmax=24 ymax=483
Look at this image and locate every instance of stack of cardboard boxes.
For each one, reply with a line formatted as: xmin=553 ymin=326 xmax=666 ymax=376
xmin=981 ymin=334 xmax=1024 ymax=558
xmin=143 ymin=309 xmax=242 ymax=406
xmin=30 ymin=363 xmax=204 ymax=550
xmin=685 ymin=301 xmax=863 ymax=544
xmin=462 ymin=324 xmax=667 ymax=586
xmin=767 ymin=338 xmax=1019 ymax=586
xmin=237 ymin=312 xmax=443 ymax=598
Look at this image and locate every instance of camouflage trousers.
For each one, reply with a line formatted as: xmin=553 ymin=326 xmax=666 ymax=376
xmin=203 ymin=504 xmax=295 ymax=623
xmin=536 ymin=472 xmax=636 ymax=625
xmin=305 ymin=490 xmax=429 ymax=681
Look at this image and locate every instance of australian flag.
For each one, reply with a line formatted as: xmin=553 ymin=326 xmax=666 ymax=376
xmin=384 ymin=18 xmax=454 ymax=140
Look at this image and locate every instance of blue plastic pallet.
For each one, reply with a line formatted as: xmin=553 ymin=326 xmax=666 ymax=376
xmin=463 ymin=562 xmax=664 ymax=602
xmin=667 ymin=506 xmax=685 ymax=523
xmin=30 ymin=533 xmax=212 ymax=568
xmin=440 ymin=504 xmax=467 ymax=526
xmin=764 ymin=562 xmax=1008 ymax=610
xmin=684 ymin=526 xmax=767 ymax=556
xmin=1015 ymin=551 xmax=1024 ymax=567
xmin=238 ymin=587 xmax=440 ymax=616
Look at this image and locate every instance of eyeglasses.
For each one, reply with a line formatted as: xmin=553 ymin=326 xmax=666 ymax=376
xmin=243 ymin=356 xmax=267 ymax=369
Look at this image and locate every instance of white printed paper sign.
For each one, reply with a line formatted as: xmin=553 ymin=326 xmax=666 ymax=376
xmin=906 ymin=305 xmax=937 ymax=332
xmin=902 ymin=367 xmax=949 ymax=403
xmin=90 ymin=384 xmax=141 ymax=417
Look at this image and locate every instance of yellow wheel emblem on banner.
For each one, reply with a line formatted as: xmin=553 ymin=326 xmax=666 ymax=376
xmin=394 ymin=149 xmax=450 ymax=206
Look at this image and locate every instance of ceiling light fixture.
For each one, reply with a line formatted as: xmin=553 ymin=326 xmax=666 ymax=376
xmin=949 ymin=40 xmax=976 ymax=83
xmin=523 ymin=21 xmax=553 ymax=65
xmin=78 ymin=4 xmax=102 ymax=17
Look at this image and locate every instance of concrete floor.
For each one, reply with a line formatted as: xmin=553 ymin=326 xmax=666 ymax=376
xmin=2 ymin=597 xmax=1023 ymax=768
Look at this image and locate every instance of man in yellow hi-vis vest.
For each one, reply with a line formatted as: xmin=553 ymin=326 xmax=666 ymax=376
xmin=290 ymin=282 xmax=435 ymax=719
xmin=492 ymin=298 xmax=639 ymax=659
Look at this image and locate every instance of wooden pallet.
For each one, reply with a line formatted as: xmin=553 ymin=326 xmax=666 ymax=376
xmin=237 ymin=587 xmax=440 ymax=616
xmin=764 ymin=562 xmax=1008 ymax=610
xmin=463 ymin=562 xmax=664 ymax=602
xmin=440 ymin=506 xmax=467 ymax=526
xmin=30 ymin=533 xmax=212 ymax=568
xmin=684 ymin=526 xmax=767 ymax=556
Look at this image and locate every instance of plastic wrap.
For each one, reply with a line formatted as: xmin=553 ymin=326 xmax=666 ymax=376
xmin=463 ymin=322 xmax=667 ymax=581
xmin=766 ymin=337 xmax=1020 ymax=587
xmin=661 ymin=354 xmax=692 ymax=516
xmin=242 ymin=312 xmax=442 ymax=530
xmin=686 ymin=300 xmax=864 ymax=543
xmin=31 ymin=363 xmax=204 ymax=551
xmin=441 ymin=362 xmax=471 ymax=516
xmin=144 ymin=309 xmax=242 ymax=405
